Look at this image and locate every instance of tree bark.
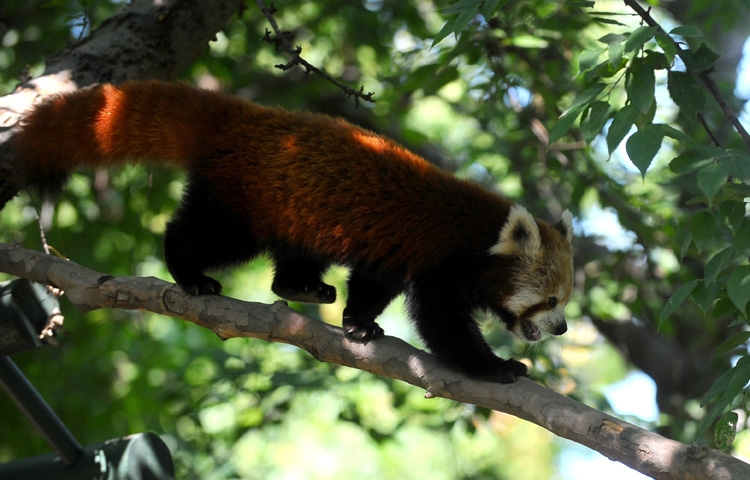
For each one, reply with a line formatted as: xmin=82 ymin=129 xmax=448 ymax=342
xmin=1 ymin=241 xmax=748 ymax=480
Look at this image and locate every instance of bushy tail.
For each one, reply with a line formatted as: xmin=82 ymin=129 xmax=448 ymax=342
xmin=12 ymin=81 xmax=241 ymax=197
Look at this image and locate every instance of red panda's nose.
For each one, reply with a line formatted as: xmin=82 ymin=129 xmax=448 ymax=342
xmin=552 ymin=322 xmax=568 ymax=336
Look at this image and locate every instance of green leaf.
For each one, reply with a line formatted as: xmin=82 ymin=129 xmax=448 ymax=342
xmin=697 ymin=399 xmax=731 ymax=437
xmin=692 ymin=280 xmax=721 ymax=315
xmin=625 ymin=123 xmax=664 ymax=177
xmin=579 ymin=49 xmax=604 ymax=74
xmin=697 ymin=162 xmax=729 ymax=206
xmin=714 ymin=297 xmax=737 ymax=319
xmin=669 ymin=146 xmax=725 ymax=174
xmin=726 ymin=366 xmax=750 ymax=407
xmin=669 ymin=25 xmax=703 ymax=38
xmin=591 ymin=17 xmax=627 ymax=27
xmin=598 ymin=33 xmax=627 ymax=45
xmin=606 ymin=104 xmax=638 ymax=154
xmin=725 ymin=154 xmax=750 ymax=182
xmin=683 ymin=43 xmax=720 ymax=72
xmin=580 ymin=101 xmax=611 ymax=144
xmin=480 ymin=0 xmax=507 ymax=19
xmin=453 ymin=0 xmax=480 ymax=33
xmin=569 ymin=82 xmax=607 ymax=111
xmin=432 ymin=17 xmax=457 ymax=47
xmin=656 ymin=35 xmax=677 ymax=65
xmin=728 ymin=265 xmax=750 ymax=315
xmin=655 ymin=123 xmax=697 ymax=147
xmin=690 ymin=211 xmax=717 ymax=251
xmin=567 ymin=0 xmax=596 ymax=7
xmin=549 ymin=83 xmax=606 ymax=144
xmin=627 ymin=62 xmax=655 ymax=114
xmin=549 ymin=104 xmax=586 ymax=144
xmin=715 ymin=332 xmax=750 ymax=356
xmin=667 ymin=71 xmax=706 ymax=122
xmin=715 ymin=412 xmax=738 ymax=451
xmin=720 ymin=201 xmax=747 ymax=232
xmin=660 ymin=279 xmax=698 ymax=326
xmin=624 ymin=25 xmax=657 ymax=53
xmin=735 ymin=221 xmax=750 ymax=256
xmin=608 ymin=42 xmax=625 ymax=68
xmin=443 ymin=0 xmax=481 ymax=15
xmin=705 ymin=247 xmax=738 ymax=283
xmin=594 ymin=57 xmax=627 ymax=79
xmin=702 ymin=362 xmax=737 ymax=406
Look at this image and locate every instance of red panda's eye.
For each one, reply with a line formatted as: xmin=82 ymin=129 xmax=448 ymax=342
xmin=547 ymin=297 xmax=558 ymax=308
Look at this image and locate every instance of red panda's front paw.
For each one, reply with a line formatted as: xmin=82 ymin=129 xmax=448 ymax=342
xmin=342 ymin=316 xmax=385 ymax=342
xmin=472 ymin=358 xmax=529 ymax=384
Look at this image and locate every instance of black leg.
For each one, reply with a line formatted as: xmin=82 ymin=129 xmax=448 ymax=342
xmin=342 ymin=267 xmax=404 ymax=341
xmin=408 ymin=275 xmax=528 ymax=383
xmin=164 ymin=178 xmax=260 ymax=295
xmin=271 ymin=249 xmax=336 ymax=304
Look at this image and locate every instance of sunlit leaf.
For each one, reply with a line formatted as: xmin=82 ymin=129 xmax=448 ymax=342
xmin=579 ymin=49 xmax=604 ymax=74
xmin=656 ymin=35 xmax=677 ymax=65
xmin=608 ymin=42 xmax=625 ymax=68
xmin=432 ymin=17 xmax=457 ymax=47
xmin=598 ymin=33 xmax=627 ymax=45
xmin=624 ymin=25 xmax=657 ymax=52
xmin=627 ymin=64 xmax=655 ymax=114
xmin=625 ymin=123 xmax=664 ymax=177
xmin=715 ymin=412 xmax=738 ymax=451
xmin=549 ymin=104 xmax=586 ymax=144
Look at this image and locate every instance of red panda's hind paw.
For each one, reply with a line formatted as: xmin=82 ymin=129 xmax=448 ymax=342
xmin=178 ymin=275 xmax=223 ymax=296
xmin=342 ymin=317 xmax=385 ymax=342
xmin=272 ymin=281 xmax=337 ymax=304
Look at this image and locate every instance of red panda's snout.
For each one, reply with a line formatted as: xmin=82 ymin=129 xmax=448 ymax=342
xmin=506 ymin=297 xmax=568 ymax=342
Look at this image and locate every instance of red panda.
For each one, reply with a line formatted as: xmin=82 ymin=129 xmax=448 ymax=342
xmin=11 ymin=81 xmax=574 ymax=383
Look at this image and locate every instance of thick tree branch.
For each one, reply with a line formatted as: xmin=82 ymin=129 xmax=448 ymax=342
xmin=0 ymin=241 xmax=748 ymax=480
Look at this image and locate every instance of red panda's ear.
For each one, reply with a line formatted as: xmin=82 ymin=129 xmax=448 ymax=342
xmin=555 ymin=210 xmax=574 ymax=243
xmin=489 ymin=205 xmax=542 ymax=256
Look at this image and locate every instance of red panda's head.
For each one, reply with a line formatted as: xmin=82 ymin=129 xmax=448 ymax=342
xmin=485 ymin=205 xmax=574 ymax=342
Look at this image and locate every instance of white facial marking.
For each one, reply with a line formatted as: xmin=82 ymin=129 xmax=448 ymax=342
xmin=506 ymin=288 xmax=543 ymax=315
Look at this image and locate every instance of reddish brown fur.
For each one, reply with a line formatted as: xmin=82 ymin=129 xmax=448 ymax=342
xmin=15 ymin=82 xmax=513 ymax=278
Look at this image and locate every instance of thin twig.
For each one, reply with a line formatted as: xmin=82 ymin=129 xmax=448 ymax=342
xmin=254 ymin=0 xmax=375 ymax=107
xmin=622 ymin=0 xmax=750 ymax=151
